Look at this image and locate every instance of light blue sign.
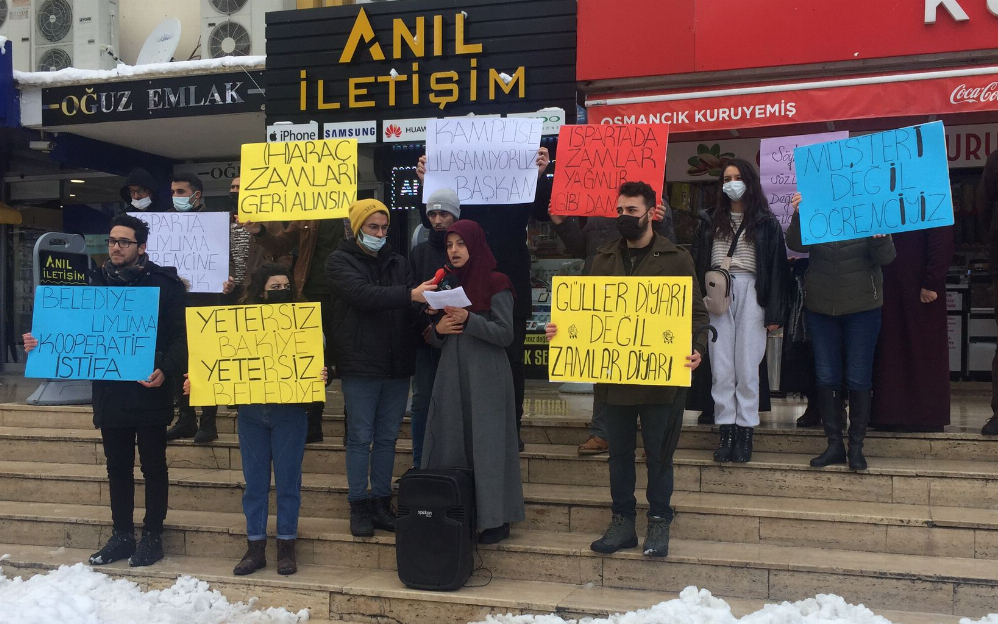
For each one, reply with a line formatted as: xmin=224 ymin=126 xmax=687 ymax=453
xmin=25 ymin=286 xmax=160 ymax=381
xmin=794 ymin=121 xmax=954 ymax=244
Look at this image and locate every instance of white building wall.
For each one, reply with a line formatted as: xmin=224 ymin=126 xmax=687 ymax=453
xmin=117 ymin=0 xmax=202 ymax=65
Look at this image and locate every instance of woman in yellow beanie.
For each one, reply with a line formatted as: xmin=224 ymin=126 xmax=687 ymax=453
xmin=326 ymin=199 xmax=437 ymax=537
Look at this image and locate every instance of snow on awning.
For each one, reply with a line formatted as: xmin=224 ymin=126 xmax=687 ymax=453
xmin=13 ymin=55 xmax=266 ymax=88
xmin=586 ymin=65 xmax=998 ymax=133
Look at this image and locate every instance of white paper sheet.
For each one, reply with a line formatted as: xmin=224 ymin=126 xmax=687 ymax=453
xmin=424 ymin=286 xmax=474 ymax=310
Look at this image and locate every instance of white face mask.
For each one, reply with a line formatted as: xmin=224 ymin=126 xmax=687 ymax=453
xmin=359 ymin=232 xmax=387 ymax=253
xmin=722 ymin=181 xmax=747 ymax=201
xmin=131 ymin=196 xmax=153 ymax=210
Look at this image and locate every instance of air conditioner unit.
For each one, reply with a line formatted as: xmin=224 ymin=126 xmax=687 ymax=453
xmin=32 ymin=0 xmax=118 ymax=72
xmin=200 ymin=0 xmax=294 ymax=59
xmin=0 ymin=0 xmax=33 ymax=72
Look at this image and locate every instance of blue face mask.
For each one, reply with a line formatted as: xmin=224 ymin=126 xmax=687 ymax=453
xmin=359 ymin=232 xmax=387 ymax=253
xmin=173 ymin=195 xmax=197 ymax=211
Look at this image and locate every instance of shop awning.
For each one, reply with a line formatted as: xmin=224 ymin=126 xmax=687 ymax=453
xmin=586 ymin=65 xmax=998 ymax=135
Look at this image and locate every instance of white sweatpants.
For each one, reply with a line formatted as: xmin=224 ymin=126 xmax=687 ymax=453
xmin=708 ymin=275 xmax=767 ymax=428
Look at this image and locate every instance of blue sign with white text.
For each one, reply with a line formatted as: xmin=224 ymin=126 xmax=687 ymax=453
xmin=25 ymin=286 xmax=160 ymax=381
xmin=794 ymin=121 xmax=954 ymax=244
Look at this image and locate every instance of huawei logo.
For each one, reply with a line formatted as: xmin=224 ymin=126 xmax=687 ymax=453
xmin=385 ymin=124 xmax=402 ymax=138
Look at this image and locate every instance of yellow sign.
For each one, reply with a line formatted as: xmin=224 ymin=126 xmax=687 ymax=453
xmin=548 ymin=276 xmax=693 ymax=387
xmin=187 ymin=303 xmax=326 ymax=406
xmin=238 ymin=139 xmax=358 ymax=222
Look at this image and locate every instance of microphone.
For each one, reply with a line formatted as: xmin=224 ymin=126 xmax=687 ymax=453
xmin=431 ymin=267 xmax=447 ymax=286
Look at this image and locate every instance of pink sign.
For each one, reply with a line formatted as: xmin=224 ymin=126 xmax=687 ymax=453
xmin=760 ymin=131 xmax=848 ymax=258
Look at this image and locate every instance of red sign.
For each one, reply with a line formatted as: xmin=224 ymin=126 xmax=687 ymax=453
xmin=550 ymin=125 xmax=669 ymax=217
xmin=578 ymin=0 xmax=998 ymax=82
xmin=588 ymin=69 xmax=998 ymax=134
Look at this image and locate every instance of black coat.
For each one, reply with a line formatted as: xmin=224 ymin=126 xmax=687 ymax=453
xmin=421 ymin=177 xmax=552 ymax=318
xmin=409 ymin=234 xmax=449 ymax=284
xmin=90 ymin=261 xmax=188 ymax=429
xmin=691 ymin=209 xmax=791 ymax=327
xmin=325 ymin=239 xmax=419 ymax=379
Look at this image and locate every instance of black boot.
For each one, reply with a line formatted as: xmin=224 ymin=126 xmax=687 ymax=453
xmin=349 ymin=499 xmax=374 ymax=537
xmin=847 ymin=390 xmax=871 ymax=471
xmin=233 ymin=539 xmax=266 ymax=575
xmin=128 ymin=531 xmax=164 ymax=567
xmin=89 ymin=530 xmax=135 ymax=565
xmin=796 ymin=401 xmax=821 ymax=427
xmin=166 ymin=412 xmax=197 ymax=441
xmin=810 ymin=388 xmax=847 ymax=468
xmin=697 ymin=408 xmax=715 ymax=425
xmin=731 ymin=426 xmax=754 ymax=463
xmin=713 ymin=424 xmax=735 ymax=462
xmin=193 ymin=411 xmax=218 ymax=445
xmin=306 ymin=404 xmax=324 ymax=444
xmin=371 ymin=496 xmax=397 ymax=533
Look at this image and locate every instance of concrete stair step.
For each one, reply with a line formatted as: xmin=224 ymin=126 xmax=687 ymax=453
xmin=0 ymin=530 xmax=991 ymax=620
xmin=3 ymin=426 xmax=998 ymax=509
xmin=2 ymin=465 xmax=997 ymax=557
xmin=4 ymin=402 xmax=997 ymax=461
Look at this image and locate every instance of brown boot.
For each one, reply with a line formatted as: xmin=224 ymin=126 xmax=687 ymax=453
xmin=277 ymin=539 xmax=297 ymax=575
xmin=577 ymin=435 xmax=609 ymax=456
xmin=233 ymin=539 xmax=266 ymax=575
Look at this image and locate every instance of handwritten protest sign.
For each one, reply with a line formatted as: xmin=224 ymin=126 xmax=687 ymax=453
xmin=794 ymin=121 xmax=954 ymax=244
xmin=187 ymin=303 xmax=325 ymax=406
xmin=550 ymin=125 xmax=669 ymax=217
xmin=760 ymin=131 xmax=847 ymax=257
xmin=130 ymin=212 xmax=229 ymax=293
xmin=25 ymin=286 xmax=159 ymax=381
xmin=239 ymin=139 xmax=358 ymax=222
xmin=422 ymin=117 xmax=542 ymax=205
xmin=548 ymin=276 xmax=693 ymax=387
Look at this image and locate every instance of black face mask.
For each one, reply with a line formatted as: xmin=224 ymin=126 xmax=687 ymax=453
xmin=229 ymin=192 xmax=239 ymax=212
xmin=616 ymin=212 xmax=649 ymax=241
xmin=265 ymin=290 xmax=294 ymax=303
xmin=428 ymin=228 xmax=447 ymax=246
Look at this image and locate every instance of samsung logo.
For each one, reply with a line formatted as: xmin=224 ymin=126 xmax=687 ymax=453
xmin=325 ymin=127 xmax=377 ymax=138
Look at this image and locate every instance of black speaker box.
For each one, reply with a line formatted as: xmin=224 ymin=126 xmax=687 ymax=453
xmin=395 ymin=468 xmax=476 ymax=591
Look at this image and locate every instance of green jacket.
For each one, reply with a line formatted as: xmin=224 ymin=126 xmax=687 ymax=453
xmin=591 ymin=234 xmax=710 ymax=407
xmin=786 ymin=212 xmax=896 ymax=316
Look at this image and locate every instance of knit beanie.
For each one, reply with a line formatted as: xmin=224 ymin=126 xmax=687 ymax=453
xmin=348 ymin=198 xmax=390 ymax=237
xmin=426 ymin=188 xmax=461 ymax=219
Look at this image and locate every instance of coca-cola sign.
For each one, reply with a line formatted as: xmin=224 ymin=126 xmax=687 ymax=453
xmin=950 ymin=81 xmax=998 ymax=104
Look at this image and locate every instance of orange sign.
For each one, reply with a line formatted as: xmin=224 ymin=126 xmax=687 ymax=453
xmin=550 ymin=124 xmax=669 ymax=217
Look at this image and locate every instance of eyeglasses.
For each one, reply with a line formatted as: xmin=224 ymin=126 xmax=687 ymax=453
xmin=108 ymin=238 xmax=138 ymax=249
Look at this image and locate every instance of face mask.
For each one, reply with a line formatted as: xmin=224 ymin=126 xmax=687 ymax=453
xmin=723 ymin=181 xmax=747 ymax=201
xmin=616 ymin=212 xmax=649 ymax=241
xmin=173 ymin=196 xmax=196 ymax=211
xmin=359 ymin=232 xmax=387 ymax=253
xmin=265 ymin=289 xmax=294 ymax=304
xmin=131 ymin=196 xmax=152 ymax=210
xmin=229 ymin=192 xmax=239 ymax=212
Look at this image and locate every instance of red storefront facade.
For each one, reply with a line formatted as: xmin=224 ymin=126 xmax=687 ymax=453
xmin=575 ymin=0 xmax=998 ymax=378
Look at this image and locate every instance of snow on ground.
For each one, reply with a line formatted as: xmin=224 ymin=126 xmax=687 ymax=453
xmin=12 ymin=56 xmax=265 ymax=87
xmin=470 ymin=587 xmax=998 ymax=624
xmin=0 ymin=560 xmax=308 ymax=624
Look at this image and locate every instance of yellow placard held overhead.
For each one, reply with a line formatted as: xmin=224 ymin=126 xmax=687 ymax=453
xmin=548 ymin=276 xmax=694 ymax=387
xmin=186 ymin=303 xmax=326 ymax=406
xmin=238 ymin=139 xmax=358 ymax=222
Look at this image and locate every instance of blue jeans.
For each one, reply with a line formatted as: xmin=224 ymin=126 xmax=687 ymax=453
xmin=807 ymin=308 xmax=882 ymax=392
xmin=409 ymin=348 xmax=440 ymax=468
xmin=341 ymin=376 xmax=410 ymax=501
xmin=237 ymin=404 xmax=307 ymax=541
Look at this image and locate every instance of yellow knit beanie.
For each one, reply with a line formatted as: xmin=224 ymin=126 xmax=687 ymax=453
xmin=348 ymin=199 xmax=390 ymax=237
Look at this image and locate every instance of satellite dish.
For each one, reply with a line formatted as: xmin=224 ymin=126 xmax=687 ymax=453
xmin=136 ymin=18 xmax=182 ymax=66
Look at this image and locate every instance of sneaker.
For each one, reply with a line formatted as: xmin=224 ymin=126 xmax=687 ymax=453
xmin=88 ymin=530 xmax=135 ymax=565
xmin=643 ymin=515 xmax=671 ymax=557
xmin=128 ymin=531 xmax=164 ymax=567
xmin=983 ymin=415 xmax=998 ymax=436
xmin=577 ymin=435 xmax=609 ymax=456
xmin=590 ymin=514 xmax=638 ymax=554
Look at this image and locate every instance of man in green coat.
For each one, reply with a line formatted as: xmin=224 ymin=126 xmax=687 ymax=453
xmin=546 ymin=181 xmax=709 ymax=558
